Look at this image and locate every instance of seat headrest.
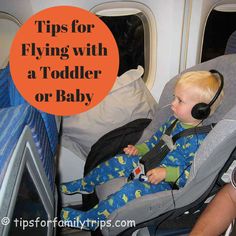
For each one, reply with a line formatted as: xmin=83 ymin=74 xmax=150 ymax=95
xmin=225 ymin=31 xmax=236 ymax=55
xmin=158 ymin=54 xmax=236 ymax=126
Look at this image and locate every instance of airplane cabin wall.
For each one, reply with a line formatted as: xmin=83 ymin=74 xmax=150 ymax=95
xmin=1 ymin=0 xmax=235 ymax=100
xmin=0 ymin=0 xmax=185 ymax=102
xmin=0 ymin=0 xmax=33 ymax=23
xmin=141 ymin=0 xmax=185 ymax=101
xmin=186 ymin=0 xmax=236 ymax=68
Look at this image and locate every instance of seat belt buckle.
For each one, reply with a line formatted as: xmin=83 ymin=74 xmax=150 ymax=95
xmin=128 ymin=163 xmax=148 ymax=182
xmin=161 ymin=134 xmax=175 ymax=151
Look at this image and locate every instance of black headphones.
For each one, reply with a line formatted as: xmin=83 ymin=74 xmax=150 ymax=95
xmin=191 ymin=69 xmax=224 ymax=120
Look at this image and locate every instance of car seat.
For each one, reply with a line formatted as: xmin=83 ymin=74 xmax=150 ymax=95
xmin=94 ymin=54 xmax=236 ymax=236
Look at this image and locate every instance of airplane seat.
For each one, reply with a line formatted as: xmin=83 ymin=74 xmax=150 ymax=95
xmin=224 ymin=31 xmax=236 ymax=55
xmin=0 ymin=65 xmax=10 ymax=108
xmin=0 ymin=64 xmax=59 ymax=155
xmin=0 ymin=62 xmax=60 ymax=235
xmin=95 ymin=54 xmax=236 ymax=236
xmin=0 ymin=64 xmax=59 ymax=191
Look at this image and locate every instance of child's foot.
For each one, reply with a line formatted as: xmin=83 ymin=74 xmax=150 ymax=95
xmin=60 ymin=179 xmax=94 ymax=195
xmin=60 ymin=207 xmax=99 ymax=231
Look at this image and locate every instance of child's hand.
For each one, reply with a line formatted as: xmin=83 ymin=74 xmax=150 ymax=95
xmin=123 ymin=145 xmax=139 ymax=156
xmin=146 ymin=167 xmax=167 ymax=184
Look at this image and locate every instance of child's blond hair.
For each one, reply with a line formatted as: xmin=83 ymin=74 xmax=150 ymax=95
xmin=176 ymin=71 xmax=224 ymax=115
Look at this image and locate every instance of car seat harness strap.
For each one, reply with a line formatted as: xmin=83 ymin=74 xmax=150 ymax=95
xmin=128 ymin=119 xmax=215 ymax=182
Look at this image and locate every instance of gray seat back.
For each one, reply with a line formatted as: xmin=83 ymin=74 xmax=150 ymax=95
xmin=100 ymin=54 xmax=236 ymax=236
xmin=152 ymin=55 xmax=235 ymax=126
xmin=225 ymin=31 xmax=236 ymax=55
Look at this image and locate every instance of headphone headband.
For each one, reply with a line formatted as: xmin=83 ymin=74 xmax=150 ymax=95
xmin=191 ymin=69 xmax=224 ymax=120
xmin=208 ymin=69 xmax=224 ymax=107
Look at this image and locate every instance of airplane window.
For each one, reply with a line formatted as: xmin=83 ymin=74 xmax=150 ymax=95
xmin=0 ymin=12 xmax=21 ymax=68
xmin=201 ymin=10 xmax=236 ymax=62
xmin=91 ymin=2 xmax=156 ymax=89
xmin=99 ymin=14 xmax=144 ymax=77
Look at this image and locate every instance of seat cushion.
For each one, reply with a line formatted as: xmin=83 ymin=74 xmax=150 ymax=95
xmin=61 ymin=66 xmax=158 ymax=160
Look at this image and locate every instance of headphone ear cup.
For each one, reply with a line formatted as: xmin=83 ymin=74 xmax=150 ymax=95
xmin=191 ymin=103 xmax=211 ymax=120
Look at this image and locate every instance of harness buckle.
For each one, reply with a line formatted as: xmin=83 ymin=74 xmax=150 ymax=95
xmin=128 ymin=163 xmax=147 ymax=182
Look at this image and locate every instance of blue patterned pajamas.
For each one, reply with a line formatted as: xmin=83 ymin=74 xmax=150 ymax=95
xmin=61 ymin=116 xmax=207 ymax=230
xmin=61 ymin=154 xmax=171 ymax=230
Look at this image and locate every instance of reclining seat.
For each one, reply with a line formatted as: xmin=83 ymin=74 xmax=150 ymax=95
xmin=95 ymin=54 xmax=236 ymax=236
xmin=225 ymin=30 xmax=236 ymax=54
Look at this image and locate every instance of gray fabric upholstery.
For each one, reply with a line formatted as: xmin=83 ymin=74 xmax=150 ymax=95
xmin=97 ymin=54 xmax=236 ymax=236
xmin=225 ymin=31 xmax=236 ymax=55
xmin=150 ymin=54 xmax=236 ymax=127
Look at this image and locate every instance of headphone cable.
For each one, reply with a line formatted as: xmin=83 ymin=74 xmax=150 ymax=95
xmin=169 ymin=163 xmax=192 ymax=210
xmin=169 ymin=120 xmax=204 ymax=209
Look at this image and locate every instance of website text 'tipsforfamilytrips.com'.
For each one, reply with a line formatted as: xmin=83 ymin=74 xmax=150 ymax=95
xmin=1 ymin=216 xmax=136 ymax=230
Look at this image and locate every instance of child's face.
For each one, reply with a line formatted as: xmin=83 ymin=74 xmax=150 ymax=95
xmin=171 ymin=84 xmax=201 ymax=125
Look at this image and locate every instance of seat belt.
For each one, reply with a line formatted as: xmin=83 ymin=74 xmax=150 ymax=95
xmin=140 ymin=119 xmax=178 ymax=171
xmin=128 ymin=120 xmax=215 ymax=181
